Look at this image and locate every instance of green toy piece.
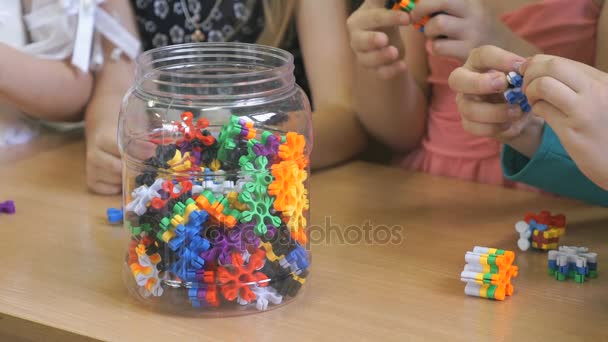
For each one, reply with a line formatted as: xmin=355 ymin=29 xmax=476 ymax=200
xmin=238 ymin=190 xmax=281 ymax=236
xmin=217 ymin=116 xmax=244 ymax=162
xmin=239 ymin=156 xmax=274 ymax=197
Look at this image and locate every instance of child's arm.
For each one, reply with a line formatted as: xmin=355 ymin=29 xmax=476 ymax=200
xmin=502 ymin=124 xmax=608 ymax=206
xmin=347 ymin=0 xmax=429 ymax=151
xmin=85 ymin=0 xmax=138 ymax=195
xmin=0 ymin=43 xmax=93 ymax=122
xmin=297 ymin=0 xmax=367 ymax=169
xmin=412 ymin=0 xmax=542 ymax=61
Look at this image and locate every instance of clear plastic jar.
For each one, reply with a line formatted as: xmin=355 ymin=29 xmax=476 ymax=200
xmin=118 ymin=43 xmax=312 ymax=314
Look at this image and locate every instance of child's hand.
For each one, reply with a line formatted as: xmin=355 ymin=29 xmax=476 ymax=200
xmin=522 ymin=55 xmax=608 ymax=189
xmin=347 ymin=0 xmax=411 ymax=79
xmin=449 ymin=46 xmax=530 ymax=140
xmin=411 ymin=0 xmax=509 ymax=61
xmin=84 ymin=95 xmax=123 ymax=195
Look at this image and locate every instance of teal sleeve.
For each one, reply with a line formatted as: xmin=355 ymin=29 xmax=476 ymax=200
xmin=502 ymin=124 xmax=608 ymax=206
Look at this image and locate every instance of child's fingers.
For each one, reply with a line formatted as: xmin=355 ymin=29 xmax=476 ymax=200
xmin=456 ymin=94 xmax=521 ymax=123
xmin=449 ymin=69 xmax=507 ymax=94
xmin=522 ymin=55 xmax=586 ymax=94
xmin=530 ymin=100 xmax=570 ymax=138
xmin=500 ymin=112 xmax=532 ymax=139
xmin=411 ymin=0 xmax=466 ymax=21
xmin=350 ymin=31 xmax=390 ymax=52
xmin=377 ymin=61 xmax=407 ymax=79
xmin=525 ymin=76 xmax=579 ymax=117
xmin=464 ymin=45 xmax=526 ymax=73
xmin=347 ymin=8 xmax=410 ymax=31
xmin=89 ymin=181 xmax=122 ymax=195
xmin=430 ymin=39 xmax=467 ymax=60
xmin=357 ymin=46 xmax=400 ymax=67
xmin=461 ymin=118 xmax=510 ymax=137
xmin=424 ymin=14 xmax=465 ymax=39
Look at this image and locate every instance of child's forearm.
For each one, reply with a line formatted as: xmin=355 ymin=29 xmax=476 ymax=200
xmin=501 ymin=116 xmax=544 ymax=158
xmin=498 ymin=26 xmax=543 ymax=58
xmin=0 ymin=43 xmax=93 ymax=122
xmin=311 ymin=105 xmax=368 ymax=169
xmin=354 ymin=66 xmax=427 ymax=151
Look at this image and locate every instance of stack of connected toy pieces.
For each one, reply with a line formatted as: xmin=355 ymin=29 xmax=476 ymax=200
xmin=384 ymin=0 xmax=437 ymax=32
xmin=548 ymin=246 xmax=598 ymax=283
xmin=461 ymin=247 xmax=518 ymax=301
xmin=515 ymin=211 xmax=566 ymax=251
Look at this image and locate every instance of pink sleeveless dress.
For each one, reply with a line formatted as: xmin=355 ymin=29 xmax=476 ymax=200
xmin=396 ymin=0 xmax=601 ymax=187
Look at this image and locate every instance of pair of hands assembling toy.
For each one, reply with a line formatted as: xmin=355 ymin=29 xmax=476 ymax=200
xmin=348 ymin=0 xmax=517 ymax=78
xmin=449 ymin=46 xmax=608 ymax=190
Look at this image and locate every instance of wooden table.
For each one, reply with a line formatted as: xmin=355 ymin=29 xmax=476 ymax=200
xmin=1 ymin=137 xmax=607 ymax=342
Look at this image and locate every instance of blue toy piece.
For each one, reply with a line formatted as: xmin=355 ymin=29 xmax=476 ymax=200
xmin=166 ymin=207 xmax=211 ymax=281
xmin=286 ymin=245 xmax=310 ymax=272
xmin=106 ymin=208 xmax=123 ymax=224
xmin=504 ymin=71 xmax=531 ymax=113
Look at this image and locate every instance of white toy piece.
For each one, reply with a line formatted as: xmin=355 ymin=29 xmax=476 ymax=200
xmin=251 ymin=286 xmax=283 ymax=311
xmin=515 ymin=221 xmax=532 ymax=251
xmin=126 ymin=178 xmax=164 ymax=216
xmin=131 ymin=245 xmax=164 ymax=297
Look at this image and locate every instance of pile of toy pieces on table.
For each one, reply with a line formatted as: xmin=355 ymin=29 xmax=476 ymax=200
xmin=124 ymin=112 xmax=310 ymax=311
xmin=514 ymin=211 xmax=566 ymax=251
xmin=548 ymin=246 xmax=598 ymax=283
xmin=461 ymin=247 xmax=518 ymax=301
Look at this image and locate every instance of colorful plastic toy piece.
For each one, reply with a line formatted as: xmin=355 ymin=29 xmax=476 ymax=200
xmin=284 ymin=180 xmax=309 ymax=240
xmin=0 ymin=200 xmax=15 ymax=214
xmin=504 ymin=71 xmax=532 ymax=113
xmin=217 ymin=116 xmax=258 ymax=162
xmin=240 ymin=285 xmax=283 ymax=311
xmin=188 ymin=284 xmax=219 ymax=308
xmin=515 ymin=211 xmax=566 ymax=251
xmin=194 ymin=189 xmax=241 ymax=228
xmin=130 ymin=244 xmax=164 ymax=297
xmin=548 ymin=246 xmax=598 ymax=283
xmin=175 ymin=112 xmax=216 ymax=145
xmin=106 ymin=208 xmax=123 ymax=224
xmin=200 ymin=223 xmax=260 ymax=267
xmin=126 ymin=178 xmax=164 ymax=216
xmin=239 ymin=190 xmax=282 ymax=236
xmin=461 ymin=246 xmax=518 ymax=301
xmin=385 ymin=0 xmax=442 ymax=33
xmin=284 ymin=245 xmax=310 ymax=273
xmin=249 ymin=131 xmax=280 ymax=160
xmin=216 ymin=249 xmax=269 ymax=303
xmin=239 ymin=156 xmax=274 ymax=197
xmin=278 ymin=132 xmax=308 ymax=169
xmin=269 ymin=160 xmax=300 ymax=213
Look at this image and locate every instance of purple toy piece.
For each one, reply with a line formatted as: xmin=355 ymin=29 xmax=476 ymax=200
xmin=200 ymin=223 xmax=262 ymax=266
xmin=0 ymin=200 xmax=15 ymax=214
xmin=252 ymin=135 xmax=280 ymax=157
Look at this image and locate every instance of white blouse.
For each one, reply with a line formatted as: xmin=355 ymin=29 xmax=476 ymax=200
xmin=0 ymin=0 xmax=139 ymax=146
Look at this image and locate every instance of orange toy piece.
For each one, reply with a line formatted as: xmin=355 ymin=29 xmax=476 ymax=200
xmin=278 ymin=132 xmax=308 ymax=169
xmin=195 ymin=190 xmax=239 ymax=228
xmin=130 ymin=244 xmax=164 ymax=296
xmin=269 ymin=160 xmax=300 ymax=212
